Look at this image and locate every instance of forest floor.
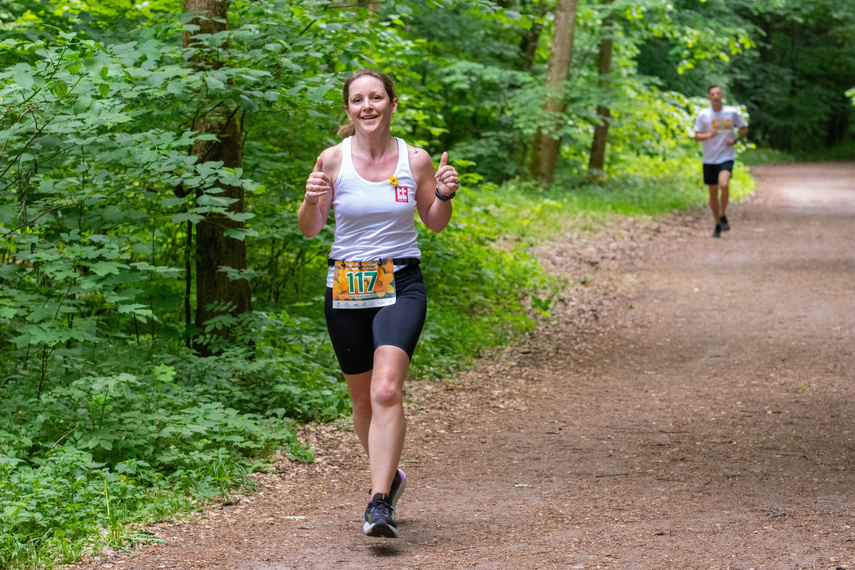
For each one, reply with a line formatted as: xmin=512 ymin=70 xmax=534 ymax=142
xmin=74 ymin=163 xmax=855 ymax=570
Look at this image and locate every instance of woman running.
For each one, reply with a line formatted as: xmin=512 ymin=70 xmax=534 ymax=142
xmin=298 ymin=69 xmax=459 ymax=538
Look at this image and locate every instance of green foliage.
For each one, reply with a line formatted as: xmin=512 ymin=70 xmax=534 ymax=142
xmin=412 ymin=186 xmax=550 ymax=377
xmin=0 ymin=322 xmax=342 ymax=568
xmin=634 ymin=0 xmax=755 ymax=92
xmin=0 ymin=29 xmax=265 ymax=373
xmin=0 ymin=387 xmax=284 ymax=566
xmin=637 ymin=0 xmax=855 ymax=154
xmin=485 ymin=155 xmax=756 ymax=239
xmin=730 ymin=0 xmax=855 ymax=152
xmin=0 ymin=0 xmax=778 ymax=567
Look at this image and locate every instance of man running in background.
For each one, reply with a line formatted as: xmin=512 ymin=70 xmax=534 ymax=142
xmin=693 ymin=85 xmax=749 ymax=238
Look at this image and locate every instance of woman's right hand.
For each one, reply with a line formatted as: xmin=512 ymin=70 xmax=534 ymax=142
xmin=305 ymin=157 xmax=331 ymax=205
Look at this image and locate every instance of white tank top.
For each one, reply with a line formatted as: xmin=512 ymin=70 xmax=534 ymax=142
xmin=327 ymin=137 xmax=421 ymax=287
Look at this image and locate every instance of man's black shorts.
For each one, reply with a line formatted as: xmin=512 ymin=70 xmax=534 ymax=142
xmin=324 ymin=265 xmax=427 ymax=375
xmin=703 ymin=160 xmax=734 ymax=186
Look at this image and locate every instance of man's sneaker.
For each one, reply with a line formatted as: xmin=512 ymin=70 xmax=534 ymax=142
xmin=720 ymin=215 xmax=730 ymax=231
xmin=713 ymin=223 xmax=722 ymax=238
xmin=388 ymin=468 xmax=406 ymax=509
xmin=363 ymin=493 xmax=398 ymax=538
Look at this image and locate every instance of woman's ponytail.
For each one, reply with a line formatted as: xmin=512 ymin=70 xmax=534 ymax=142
xmin=337 ymin=122 xmax=356 ymax=138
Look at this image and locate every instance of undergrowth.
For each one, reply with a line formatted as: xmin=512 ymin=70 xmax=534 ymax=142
xmin=483 ymin=156 xmax=756 ymax=239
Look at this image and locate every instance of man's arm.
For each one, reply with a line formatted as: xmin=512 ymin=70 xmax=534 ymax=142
xmin=734 ymin=125 xmax=749 ymax=144
xmin=694 ymin=123 xmax=718 ymax=142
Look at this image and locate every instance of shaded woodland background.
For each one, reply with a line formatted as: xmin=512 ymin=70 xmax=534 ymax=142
xmin=0 ymin=0 xmax=853 ymax=567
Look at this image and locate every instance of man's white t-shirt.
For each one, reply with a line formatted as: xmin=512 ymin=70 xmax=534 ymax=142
xmin=694 ymin=105 xmax=747 ymax=164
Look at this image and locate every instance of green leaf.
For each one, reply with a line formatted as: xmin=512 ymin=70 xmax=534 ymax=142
xmin=308 ymin=83 xmax=334 ymax=103
xmin=90 ymin=261 xmax=123 ymax=276
xmin=225 ymin=212 xmax=255 ymax=222
xmin=12 ymin=70 xmax=34 ymax=90
xmin=51 ymin=81 xmax=68 ymax=98
xmin=240 ymin=94 xmax=259 ymax=113
xmin=167 ymin=80 xmax=186 ymax=95
xmin=118 ymin=304 xmax=152 ymax=315
xmin=205 ymin=75 xmax=225 ymax=91
xmin=153 ymin=364 xmax=177 ymax=383
xmin=27 ymin=326 xmax=60 ymax=347
xmin=171 ymin=212 xmax=204 ymax=224
xmin=223 ymin=228 xmax=259 ymax=241
xmin=161 ymin=197 xmax=188 ymax=207
xmin=73 ymin=94 xmax=92 ymax=114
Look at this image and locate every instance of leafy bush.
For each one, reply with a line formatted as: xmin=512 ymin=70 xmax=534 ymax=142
xmin=413 ymin=186 xmax=551 ymax=376
xmin=0 ymin=306 xmax=347 ymax=568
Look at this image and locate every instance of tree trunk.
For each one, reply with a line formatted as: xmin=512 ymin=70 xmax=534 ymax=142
xmin=530 ymin=0 xmax=578 ymax=183
xmin=183 ymin=0 xmax=252 ymax=356
xmin=520 ymin=1 xmax=549 ymax=72
xmin=587 ymin=1 xmax=614 ymax=184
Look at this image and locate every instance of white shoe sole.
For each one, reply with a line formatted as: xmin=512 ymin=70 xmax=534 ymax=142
xmin=389 ymin=468 xmax=406 ymax=509
xmin=363 ymin=520 xmax=398 ymax=538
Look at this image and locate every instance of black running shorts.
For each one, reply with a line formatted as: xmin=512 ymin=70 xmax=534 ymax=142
xmin=324 ymin=265 xmax=427 ymax=375
xmin=703 ymin=160 xmax=734 ymax=186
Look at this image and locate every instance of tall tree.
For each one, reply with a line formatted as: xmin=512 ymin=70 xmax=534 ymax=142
xmin=587 ymin=0 xmax=615 ymax=183
xmin=183 ymin=0 xmax=252 ymax=355
xmin=530 ymin=0 xmax=578 ymax=183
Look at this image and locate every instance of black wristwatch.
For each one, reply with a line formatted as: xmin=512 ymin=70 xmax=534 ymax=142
xmin=435 ymin=186 xmax=455 ymax=202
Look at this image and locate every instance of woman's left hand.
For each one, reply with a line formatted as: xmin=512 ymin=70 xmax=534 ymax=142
xmin=435 ymin=152 xmax=459 ymax=198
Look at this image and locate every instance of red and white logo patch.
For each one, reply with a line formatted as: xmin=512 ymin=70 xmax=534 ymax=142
xmin=395 ymin=186 xmax=409 ymax=203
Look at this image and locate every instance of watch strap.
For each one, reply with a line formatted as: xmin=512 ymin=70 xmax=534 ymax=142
xmin=435 ymin=186 xmax=455 ymax=201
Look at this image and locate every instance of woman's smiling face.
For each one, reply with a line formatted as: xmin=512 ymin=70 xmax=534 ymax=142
xmin=344 ymin=75 xmax=397 ymax=135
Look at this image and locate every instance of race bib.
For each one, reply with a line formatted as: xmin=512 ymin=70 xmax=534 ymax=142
xmin=332 ymin=259 xmax=397 ymax=309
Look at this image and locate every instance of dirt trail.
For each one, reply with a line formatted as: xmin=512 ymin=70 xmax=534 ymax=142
xmin=77 ymin=163 xmax=855 ymax=569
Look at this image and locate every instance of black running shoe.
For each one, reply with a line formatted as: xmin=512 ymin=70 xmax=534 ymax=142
xmin=388 ymin=468 xmax=406 ymax=510
xmin=713 ymin=223 xmax=722 ymax=238
xmin=720 ymin=215 xmax=730 ymax=231
xmin=363 ymin=493 xmax=398 ymax=538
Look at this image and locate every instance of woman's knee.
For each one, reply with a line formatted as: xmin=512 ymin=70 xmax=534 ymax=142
xmin=371 ymin=380 xmax=403 ymax=409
